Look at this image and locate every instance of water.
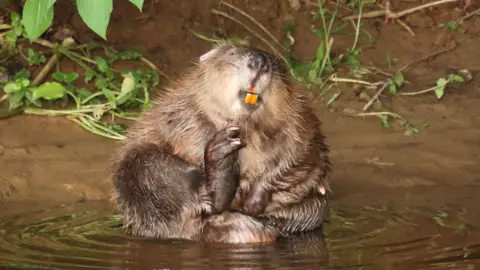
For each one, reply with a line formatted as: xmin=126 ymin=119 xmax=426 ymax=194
xmin=1 ymin=192 xmax=480 ymax=270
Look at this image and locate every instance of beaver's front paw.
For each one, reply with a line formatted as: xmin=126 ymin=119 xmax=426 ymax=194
xmin=205 ymin=126 xmax=246 ymax=163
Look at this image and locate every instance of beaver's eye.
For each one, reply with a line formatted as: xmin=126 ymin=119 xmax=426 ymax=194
xmin=229 ymin=52 xmax=235 ymax=56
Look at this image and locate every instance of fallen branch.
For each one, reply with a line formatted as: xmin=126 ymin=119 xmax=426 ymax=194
xmin=362 ymin=82 xmax=388 ymax=112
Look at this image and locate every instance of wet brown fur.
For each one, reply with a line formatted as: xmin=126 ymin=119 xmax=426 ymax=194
xmin=110 ymin=44 xmax=332 ymax=244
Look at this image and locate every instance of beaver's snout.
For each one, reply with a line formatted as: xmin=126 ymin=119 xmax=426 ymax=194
xmin=247 ymin=52 xmax=269 ymax=72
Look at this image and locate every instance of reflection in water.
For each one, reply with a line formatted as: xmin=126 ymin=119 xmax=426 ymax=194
xmin=0 ymin=198 xmax=479 ymax=270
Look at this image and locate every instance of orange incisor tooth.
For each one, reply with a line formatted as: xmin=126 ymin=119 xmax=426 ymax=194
xmin=250 ymin=94 xmax=258 ymax=104
xmin=244 ymin=93 xmax=253 ymax=103
xmin=244 ymin=93 xmax=258 ymax=104
xmin=244 ymin=86 xmax=258 ymax=104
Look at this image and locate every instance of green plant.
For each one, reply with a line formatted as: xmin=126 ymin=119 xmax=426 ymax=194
xmin=3 ymin=69 xmax=66 ymax=110
xmin=0 ymin=10 xmax=160 ymax=140
xmin=21 ymin=0 xmax=145 ymax=41
xmin=434 ymin=74 xmax=464 ymax=99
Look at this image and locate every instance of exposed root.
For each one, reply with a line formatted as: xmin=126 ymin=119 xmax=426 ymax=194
xmin=211 ymin=9 xmax=291 ymax=70
xmin=342 ymin=0 xmax=462 ymax=21
xmin=221 ymin=2 xmax=285 ymax=50
xmin=450 ymin=7 xmax=480 ymax=25
xmin=397 ymin=43 xmax=457 ymax=73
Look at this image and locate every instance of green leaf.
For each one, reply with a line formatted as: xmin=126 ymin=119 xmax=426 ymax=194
xmin=25 ymin=91 xmax=42 ymax=107
xmin=20 ymin=79 xmax=30 ymax=88
xmin=102 ymin=88 xmax=117 ymax=108
xmin=13 ymin=69 xmax=31 ymax=80
xmin=435 ymin=78 xmax=447 ymax=99
xmin=9 ymin=91 xmax=25 ymax=110
xmin=387 ymin=78 xmax=397 ymax=94
xmin=14 ymin=25 xmax=24 ymax=37
xmin=129 ymin=0 xmax=144 ymax=11
xmin=65 ymin=72 xmax=79 ymax=83
xmin=27 ymin=48 xmax=46 ymax=65
xmin=453 ymin=75 xmax=464 ymax=82
xmin=436 ymin=78 xmax=447 ymax=88
xmin=52 ymin=72 xmax=67 ymax=82
xmin=435 ymin=85 xmax=445 ymax=99
xmin=22 ymin=0 xmax=56 ymax=41
xmin=76 ymin=0 xmax=113 ymax=40
xmin=95 ymin=77 xmax=108 ymax=90
xmin=76 ymin=87 xmax=93 ymax=101
xmin=4 ymin=31 xmax=18 ymax=48
xmin=95 ymin=56 xmax=109 ymax=72
xmin=393 ymin=72 xmax=404 ymax=87
xmin=10 ymin=12 xmax=20 ymax=26
xmin=85 ymin=69 xmax=95 ymax=82
xmin=4 ymin=82 xmax=22 ymax=94
xmin=31 ymin=82 xmax=67 ymax=101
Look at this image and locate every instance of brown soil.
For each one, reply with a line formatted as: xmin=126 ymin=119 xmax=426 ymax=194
xmin=1 ymin=0 xmax=480 ymax=269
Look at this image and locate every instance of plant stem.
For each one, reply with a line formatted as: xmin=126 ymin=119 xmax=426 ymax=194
xmin=329 ymin=76 xmax=377 ymax=86
xmin=397 ymin=86 xmax=437 ymax=96
xmin=68 ymin=115 xmax=125 ymax=140
xmin=319 ymin=38 xmax=334 ymax=78
xmin=351 ymin=0 xmax=364 ymax=51
xmin=24 ymin=108 xmax=98 ymax=116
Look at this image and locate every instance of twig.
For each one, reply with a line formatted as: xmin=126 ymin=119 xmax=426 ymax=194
xmin=31 ymin=38 xmax=76 ymax=86
xmin=139 ymin=57 xmax=172 ymax=82
xmin=451 ymin=7 xmax=480 ymax=25
xmin=0 ymin=94 xmax=8 ymax=104
xmin=362 ymin=82 xmax=388 ymax=111
xmin=342 ymin=0 xmax=461 ymax=20
xmin=32 ymin=38 xmax=54 ymax=48
xmin=329 ymin=76 xmax=378 ymax=86
xmin=211 ymin=9 xmax=292 ymax=70
xmin=356 ymin=111 xmax=404 ymax=119
xmin=32 ymin=37 xmax=172 ymax=82
xmin=396 ymin=19 xmax=415 ymax=36
xmin=221 ymin=2 xmax=285 ymax=50
xmin=397 ymin=43 xmax=456 ymax=73
xmin=0 ymin=24 xmax=12 ymax=30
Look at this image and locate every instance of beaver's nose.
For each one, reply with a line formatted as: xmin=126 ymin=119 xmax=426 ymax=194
xmin=247 ymin=52 xmax=268 ymax=71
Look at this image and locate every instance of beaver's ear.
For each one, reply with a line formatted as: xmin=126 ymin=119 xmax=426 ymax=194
xmin=199 ymin=47 xmax=220 ymax=62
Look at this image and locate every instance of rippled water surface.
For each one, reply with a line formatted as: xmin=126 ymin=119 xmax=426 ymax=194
xmin=1 ymin=189 xmax=480 ymax=270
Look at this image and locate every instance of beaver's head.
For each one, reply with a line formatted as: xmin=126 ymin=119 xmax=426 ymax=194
xmin=197 ymin=44 xmax=288 ymax=121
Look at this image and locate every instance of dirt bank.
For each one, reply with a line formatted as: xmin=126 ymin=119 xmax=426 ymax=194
xmin=1 ymin=0 xmax=479 ymax=212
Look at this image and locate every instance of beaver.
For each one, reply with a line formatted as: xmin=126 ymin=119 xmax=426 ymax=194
xmin=110 ymin=43 xmax=332 ymax=244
